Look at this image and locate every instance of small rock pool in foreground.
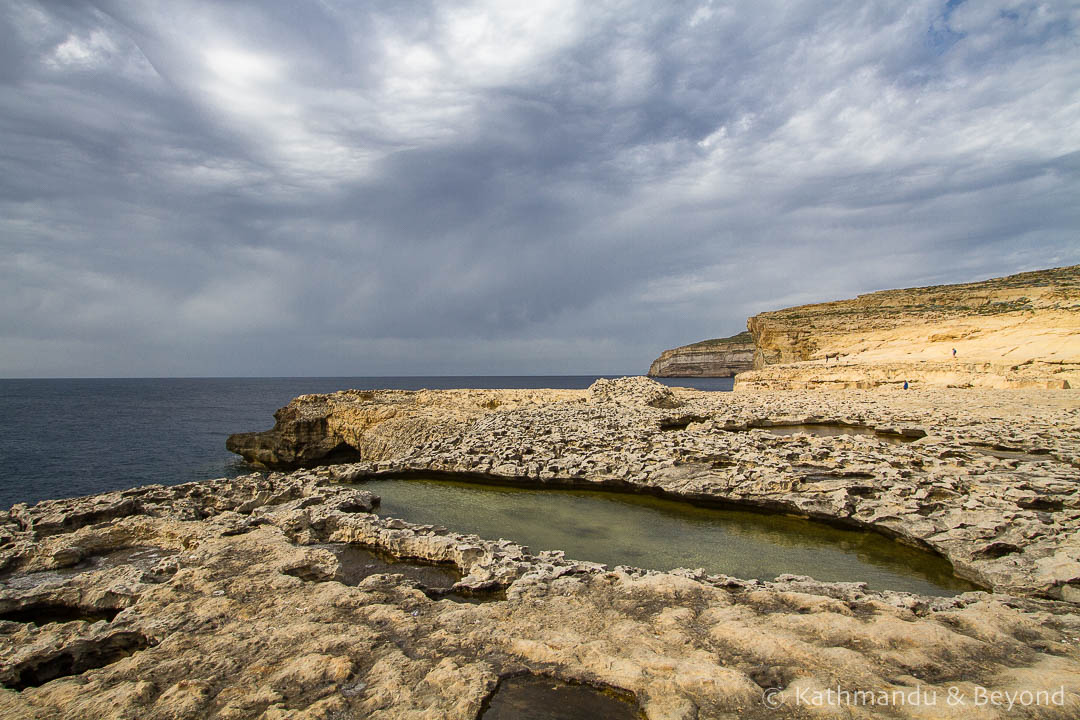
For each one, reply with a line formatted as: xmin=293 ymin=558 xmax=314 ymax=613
xmin=480 ymin=674 xmax=641 ymax=719
xmin=354 ymin=476 xmax=979 ymax=597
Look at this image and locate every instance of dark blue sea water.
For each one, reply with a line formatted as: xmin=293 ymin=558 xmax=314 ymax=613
xmin=0 ymin=376 xmax=732 ymax=510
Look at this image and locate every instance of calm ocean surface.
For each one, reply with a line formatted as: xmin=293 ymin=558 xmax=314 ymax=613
xmin=0 ymin=376 xmax=732 ymax=509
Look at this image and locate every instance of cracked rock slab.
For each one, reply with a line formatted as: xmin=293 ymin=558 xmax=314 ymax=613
xmin=228 ymin=377 xmax=1080 ymax=598
xmin=1 ymin=469 xmax=1080 ymax=718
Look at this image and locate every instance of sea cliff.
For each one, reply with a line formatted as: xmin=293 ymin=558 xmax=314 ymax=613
xmin=647 ymin=332 xmax=754 ymax=377
xmin=653 ymin=265 xmax=1079 ymax=389
xmin=737 ymin=265 xmax=1080 ymax=390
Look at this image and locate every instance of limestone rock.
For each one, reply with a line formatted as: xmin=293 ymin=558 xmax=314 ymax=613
xmin=587 ymin=376 xmax=682 ymax=408
xmin=740 ymin=264 xmax=1080 ymax=389
xmin=226 ymin=387 xmax=582 ymax=469
xmin=648 ymin=332 xmax=754 ymax=378
xmin=4 ymin=471 xmax=1080 ymax=719
xmin=227 ymin=380 xmax=1080 ymax=600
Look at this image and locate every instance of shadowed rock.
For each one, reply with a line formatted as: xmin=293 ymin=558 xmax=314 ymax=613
xmin=479 ymin=674 xmax=641 ymax=719
xmin=1 ymin=632 xmax=151 ymax=690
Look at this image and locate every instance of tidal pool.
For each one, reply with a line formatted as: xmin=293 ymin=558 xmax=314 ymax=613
xmin=973 ymin=446 xmax=1055 ymax=462
xmin=762 ymin=424 xmax=921 ymax=444
xmin=356 ymin=476 xmax=979 ymax=596
xmin=481 ymin=675 xmax=641 ymax=720
xmin=311 ymin=543 xmax=460 ymax=589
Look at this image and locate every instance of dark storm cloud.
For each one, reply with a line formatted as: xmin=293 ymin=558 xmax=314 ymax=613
xmin=2 ymin=0 xmax=1079 ymax=377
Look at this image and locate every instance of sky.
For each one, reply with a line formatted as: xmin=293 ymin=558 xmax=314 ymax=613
xmin=2 ymin=0 xmax=1078 ymax=377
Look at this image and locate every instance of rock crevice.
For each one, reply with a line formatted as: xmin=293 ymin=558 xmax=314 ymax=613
xmin=4 ymin=468 xmax=1080 ymax=719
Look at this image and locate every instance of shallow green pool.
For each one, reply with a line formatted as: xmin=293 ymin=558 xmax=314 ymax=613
xmin=354 ymin=476 xmax=980 ymax=596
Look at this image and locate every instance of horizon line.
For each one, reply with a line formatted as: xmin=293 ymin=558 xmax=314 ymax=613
xmin=0 ymin=373 xmax=663 ymax=381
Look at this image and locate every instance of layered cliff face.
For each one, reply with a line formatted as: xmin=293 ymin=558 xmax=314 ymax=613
xmin=738 ymin=265 xmax=1080 ymax=389
xmin=647 ymin=331 xmax=754 ymax=377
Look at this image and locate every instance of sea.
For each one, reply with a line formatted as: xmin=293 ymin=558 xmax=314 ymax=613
xmin=0 ymin=376 xmax=733 ymax=510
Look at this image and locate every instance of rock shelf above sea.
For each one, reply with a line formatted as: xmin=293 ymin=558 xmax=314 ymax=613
xmin=3 ymin=465 xmax=1080 ymax=719
xmin=3 ymin=377 xmax=1080 ymax=718
xmin=228 ymin=377 xmax=1080 ymax=599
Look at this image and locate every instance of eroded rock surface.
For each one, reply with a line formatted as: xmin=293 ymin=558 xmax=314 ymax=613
xmin=3 ymin=470 xmax=1080 ymax=719
xmin=229 ymin=377 xmax=1080 ymax=598
xmin=6 ymin=376 xmax=1080 ymax=718
xmin=226 ymin=388 xmax=581 ymax=470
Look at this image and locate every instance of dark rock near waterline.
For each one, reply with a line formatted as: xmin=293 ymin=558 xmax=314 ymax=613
xmin=226 ymin=398 xmax=363 ymax=469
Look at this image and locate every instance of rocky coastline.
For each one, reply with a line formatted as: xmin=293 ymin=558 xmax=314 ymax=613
xmin=650 ymin=265 xmax=1080 ymax=387
xmin=227 ymin=377 xmax=1080 ymax=598
xmin=647 ymin=332 xmax=754 ymax=377
xmin=4 ymin=376 xmax=1080 ymax=718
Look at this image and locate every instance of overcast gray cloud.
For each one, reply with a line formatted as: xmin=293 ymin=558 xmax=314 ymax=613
xmin=2 ymin=0 xmax=1078 ymax=377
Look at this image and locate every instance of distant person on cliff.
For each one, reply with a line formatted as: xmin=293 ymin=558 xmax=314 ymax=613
xmin=952 ymin=348 xmax=957 ymax=357
xmin=903 ymin=381 xmax=909 ymax=390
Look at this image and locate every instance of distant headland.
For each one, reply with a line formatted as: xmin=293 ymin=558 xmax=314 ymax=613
xmin=649 ymin=265 xmax=1080 ymax=390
